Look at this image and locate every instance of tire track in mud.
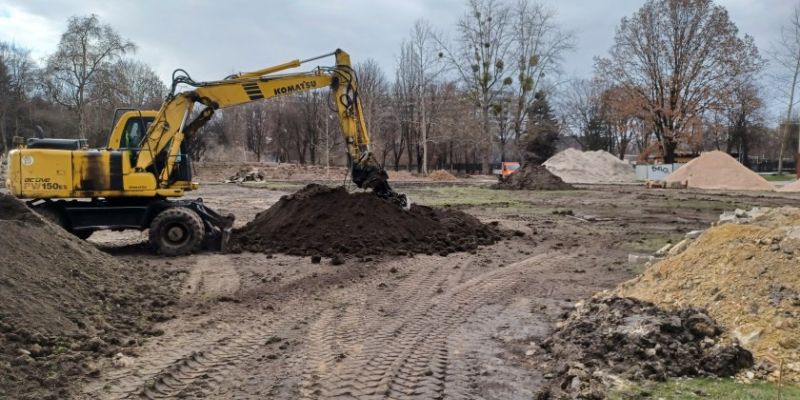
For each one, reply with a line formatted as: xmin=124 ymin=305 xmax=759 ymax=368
xmin=299 ymin=252 xmax=574 ymax=400
xmin=81 ymin=255 xmax=380 ymax=400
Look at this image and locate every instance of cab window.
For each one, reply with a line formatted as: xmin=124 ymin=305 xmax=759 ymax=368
xmin=121 ymin=118 xmax=153 ymax=149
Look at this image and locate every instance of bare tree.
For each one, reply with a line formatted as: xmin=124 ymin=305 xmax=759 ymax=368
xmin=771 ymin=4 xmax=800 ymax=173
xmin=510 ymin=0 xmax=573 ymax=158
xmin=355 ymin=58 xmax=391 ymax=167
xmin=0 ymin=42 xmax=36 ymax=154
xmin=43 ymin=14 xmax=135 ymax=139
xmin=596 ymin=0 xmax=763 ymax=163
xmin=0 ymin=54 xmax=10 ymax=154
xmin=437 ymin=0 xmax=514 ymax=173
xmin=243 ymin=104 xmax=269 ymax=162
xmin=110 ymin=59 xmax=166 ymax=109
xmin=560 ymin=78 xmax=609 ymax=151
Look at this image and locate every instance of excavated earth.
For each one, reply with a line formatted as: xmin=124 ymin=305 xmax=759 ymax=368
xmin=0 ymin=194 xmax=175 ymax=400
xmin=4 ymin=179 xmax=800 ymax=400
xmin=229 ymin=184 xmax=505 ymax=257
xmin=533 ymin=297 xmax=753 ymax=399
xmin=494 ymin=163 xmax=574 ymax=190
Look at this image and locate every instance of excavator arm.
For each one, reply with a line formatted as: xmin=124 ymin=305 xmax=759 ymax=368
xmin=136 ymin=49 xmax=405 ymax=206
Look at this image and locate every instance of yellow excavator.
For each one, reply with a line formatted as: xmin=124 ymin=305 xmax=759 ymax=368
xmin=6 ymin=49 xmax=405 ymax=255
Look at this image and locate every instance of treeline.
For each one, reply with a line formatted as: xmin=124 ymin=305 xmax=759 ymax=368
xmin=2 ymin=0 xmax=799 ymax=173
xmin=0 ymin=15 xmax=165 ymax=153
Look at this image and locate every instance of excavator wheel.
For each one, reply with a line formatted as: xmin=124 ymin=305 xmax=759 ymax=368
xmin=149 ymin=207 xmax=205 ymax=256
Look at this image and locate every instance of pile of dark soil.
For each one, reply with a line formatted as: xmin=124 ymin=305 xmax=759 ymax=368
xmin=228 ymin=184 xmax=504 ymax=257
xmin=494 ymin=163 xmax=574 ymax=190
xmin=0 ymin=194 xmax=175 ymax=400
xmin=534 ymin=297 xmax=753 ymax=399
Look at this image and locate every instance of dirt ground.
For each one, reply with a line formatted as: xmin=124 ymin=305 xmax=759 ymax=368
xmin=67 ymin=182 xmax=800 ymax=399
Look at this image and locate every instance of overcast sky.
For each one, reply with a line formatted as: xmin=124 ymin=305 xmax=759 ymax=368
xmin=0 ymin=0 xmax=797 ymax=116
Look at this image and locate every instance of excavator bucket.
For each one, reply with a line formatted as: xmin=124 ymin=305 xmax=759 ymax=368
xmin=351 ymin=164 xmax=409 ymax=209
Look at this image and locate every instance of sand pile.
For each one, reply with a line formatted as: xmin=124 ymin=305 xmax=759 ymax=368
xmin=428 ymin=169 xmax=458 ymax=181
xmin=665 ymin=151 xmax=774 ymax=191
xmin=0 ymin=194 xmax=174 ymax=400
xmin=493 ymin=163 xmax=574 ymax=190
xmin=615 ymin=207 xmax=800 ymax=383
xmin=228 ymin=184 xmax=504 ymax=258
xmin=778 ymin=179 xmax=800 ymax=192
xmin=534 ymin=297 xmax=753 ymax=399
xmin=543 ymin=148 xmax=636 ymax=184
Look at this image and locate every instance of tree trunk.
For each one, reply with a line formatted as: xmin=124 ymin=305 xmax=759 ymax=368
xmin=662 ymin=137 xmax=677 ymax=164
xmin=481 ymin=106 xmax=491 ymax=174
xmin=779 ymin=53 xmax=800 ymax=174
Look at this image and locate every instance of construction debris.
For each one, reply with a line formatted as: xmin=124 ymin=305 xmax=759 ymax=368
xmin=225 ymin=166 xmax=266 ymax=183
xmin=228 ymin=184 xmax=505 ymax=257
xmin=493 ymin=163 xmax=574 ymax=190
xmin=543 ymin=148 xmax=636 ymax=184
xmin=615 ymin=207 xmax=800 ymax=383
xmin=665 ymin=151 xmax=774 ymax=191
xmin=534 ymin=297 xmax=753 ymax=399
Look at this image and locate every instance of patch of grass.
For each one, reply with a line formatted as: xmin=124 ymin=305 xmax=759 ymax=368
xmin=404 ymin=185 xmax=583 ymax=207
xmin=238 ymin=180 xmax=304 ymax=191
xmin=763 ymin=173 xmax=797 ymax=182
xmin=620 ymin=234 xmax=684 ymax=253
xmin=608 ymin=378 xmax=800 ymax=400
xmin=405 ymin=186 xmax=528 ymax=207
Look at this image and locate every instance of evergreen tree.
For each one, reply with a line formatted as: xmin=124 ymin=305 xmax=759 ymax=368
xmin=524 ymin=91 xmax=560 ymax=164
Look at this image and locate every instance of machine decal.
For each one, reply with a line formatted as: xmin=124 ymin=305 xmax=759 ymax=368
xmin=273 ymin=80 xmax=317 ymax=96
xmin=242 ymin=82 xmax=263 ymax=100
xmin=21 ymin=155 xmax=34 ymax=166
xmin=23 ymin=177 xmax=66 ymax=191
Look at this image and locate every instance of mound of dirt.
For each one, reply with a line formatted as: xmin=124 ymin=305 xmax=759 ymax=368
xmin=228 ymin=184 xmax=504 ymax=257
xmin=615 ymin=207 xmax=800 ymax=383
xmin=0 ymin=194 xmax=175 ymax=400
xmin=493 ymin=163 xmax=574 ymax=190
xmin=543 ymin=148 xmax=636 ymax=184
xmin=535 ymin=297 xmax=753 ymax=399
xmin=665 ymin=151 xmax=774 ymax=191
xmin=428 ymin=169 xmax=458 ymax=181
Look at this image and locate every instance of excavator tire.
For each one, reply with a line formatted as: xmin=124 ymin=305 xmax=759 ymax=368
xmin=149 ymin=207 xmax=205 ymax=256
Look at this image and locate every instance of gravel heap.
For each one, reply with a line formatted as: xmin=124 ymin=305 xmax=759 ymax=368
xmin=543 ymin=148 xmax=636 ymax=184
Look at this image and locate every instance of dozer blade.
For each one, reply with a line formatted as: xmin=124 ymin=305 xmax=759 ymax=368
xmin=182 ymin=199 xmax=235 ymax=252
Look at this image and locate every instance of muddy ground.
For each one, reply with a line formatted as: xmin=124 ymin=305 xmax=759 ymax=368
xmin=66 ymin=182 xmax=800 ymax=399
